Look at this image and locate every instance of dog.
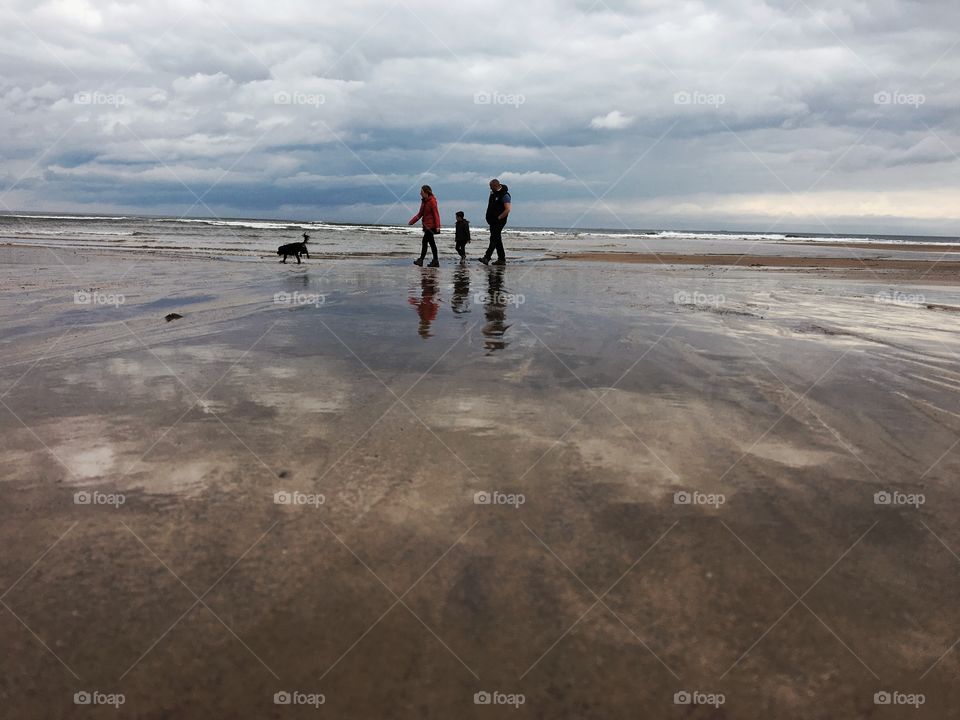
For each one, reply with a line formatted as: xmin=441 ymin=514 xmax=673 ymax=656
xmin=277 ymin=236 xmax=310 ymax=264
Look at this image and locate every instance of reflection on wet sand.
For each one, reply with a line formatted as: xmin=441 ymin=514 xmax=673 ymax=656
xmin=451 ymin=265 xmax=471 ymax=315
xmin=5 ymin=247 xmax=960 ymax=718
xmin=408 ymin=268 xmax=440 ymax=338
xmin=482 ymin=266 xmax=511 ymax=353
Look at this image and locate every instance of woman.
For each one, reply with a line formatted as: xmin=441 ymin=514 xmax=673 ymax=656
xmin=408 ymin=185 xmax=441 ymax=267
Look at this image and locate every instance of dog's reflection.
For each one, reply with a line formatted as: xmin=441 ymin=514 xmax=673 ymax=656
xmin=408 ymin=268 xmax=440 ymax=338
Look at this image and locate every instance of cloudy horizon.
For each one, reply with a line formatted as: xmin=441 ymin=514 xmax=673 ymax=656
xmin=2 ymin=0 xmax=958 ymax=236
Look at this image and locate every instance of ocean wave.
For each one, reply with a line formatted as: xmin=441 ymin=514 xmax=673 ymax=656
xmin=578 ymin=231 xmax=790 ymax=241
xmin=20 ymin=229 xmax=136 ymax=236
xmin=160 ymin=218 xmax=302 ymax=230
xmin=0 ymin=214 xmax=130 ymax=221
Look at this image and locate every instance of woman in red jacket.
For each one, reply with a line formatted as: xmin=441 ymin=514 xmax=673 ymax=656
xmin=409 ymin=185 xmax=441 ymax=267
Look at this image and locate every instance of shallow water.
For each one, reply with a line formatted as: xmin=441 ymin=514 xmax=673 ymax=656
xmin=2 ymin=249 xmax=960 ymax=718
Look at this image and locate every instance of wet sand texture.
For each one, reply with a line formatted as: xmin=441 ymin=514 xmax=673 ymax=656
xmin=2 ymin=247 xmax=960 ymax=718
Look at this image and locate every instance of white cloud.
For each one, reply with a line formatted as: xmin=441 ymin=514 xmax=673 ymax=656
xmin=498 ymin=171 xmax=569 ymax=185
xmin=589 ymin=110 xmax=634 ymax=130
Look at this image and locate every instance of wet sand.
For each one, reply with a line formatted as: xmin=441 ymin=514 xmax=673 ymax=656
xmin=556 ymin=251 xmax=960 ymax=280
xmin=2 ymin=245 xmax=960 ymax=718
xmin=786 ymin=242 xmax=960 ymax=254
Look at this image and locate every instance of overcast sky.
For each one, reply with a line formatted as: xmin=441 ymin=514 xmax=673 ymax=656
xmin=1 ymin=0 xmax=958 ymax=234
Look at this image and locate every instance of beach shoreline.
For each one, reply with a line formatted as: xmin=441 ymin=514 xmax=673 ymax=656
xmin=550 ymin=250 xmax=960 ymax=283
xmin=3 ymin=245 xmax=960 ymax=718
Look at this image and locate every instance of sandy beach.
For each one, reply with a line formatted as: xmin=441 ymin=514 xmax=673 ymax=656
xmin=2 ymin=244 xmax=959 ymax=718
xmin=555 ymin=250 xmax=960 ymax=283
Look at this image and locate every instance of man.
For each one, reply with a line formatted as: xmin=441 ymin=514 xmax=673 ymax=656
xmin=478 ymin=178 xmax=511 ymax=265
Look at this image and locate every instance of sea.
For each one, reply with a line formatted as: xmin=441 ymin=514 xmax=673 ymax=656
xmin=1 ymin=212 xmax=957 ymax=261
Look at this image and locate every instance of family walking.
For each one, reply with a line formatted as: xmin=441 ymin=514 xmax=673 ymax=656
xmin=408 ymin=179 xmax=512 ymax=266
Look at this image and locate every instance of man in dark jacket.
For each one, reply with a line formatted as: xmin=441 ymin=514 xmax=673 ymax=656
xmin=478 ymin=179 xmax=511 ymax=265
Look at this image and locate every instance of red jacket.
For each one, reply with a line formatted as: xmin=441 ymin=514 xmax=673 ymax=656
xmin=409 ymin=194 xmax=441 ymax=231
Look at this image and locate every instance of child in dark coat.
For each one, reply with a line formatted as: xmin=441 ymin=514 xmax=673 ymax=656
xmin=454 ymin=211 xmax=471 ymax=264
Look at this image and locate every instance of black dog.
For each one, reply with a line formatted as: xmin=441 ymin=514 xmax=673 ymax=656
xmin=277 ymin=236 xmax=309 ymax=264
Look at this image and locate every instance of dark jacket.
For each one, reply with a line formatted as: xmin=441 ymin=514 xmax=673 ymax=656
xmin=485 ymin=184 xmax=511 ymax=225
xmin=455 ymin=219 xmax=471 ymax=245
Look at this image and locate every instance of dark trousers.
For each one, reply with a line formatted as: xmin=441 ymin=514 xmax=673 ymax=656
xmin=419 ymin=229 xmax=438 ymax=262
xmin=483 ymin=221 xmax=506 ymax=261
xmin=455 ymin=242 xmax=467 ymax=259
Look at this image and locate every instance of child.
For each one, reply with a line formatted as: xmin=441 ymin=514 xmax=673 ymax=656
xmin=454 ymin=211 xmax=471 ymax=264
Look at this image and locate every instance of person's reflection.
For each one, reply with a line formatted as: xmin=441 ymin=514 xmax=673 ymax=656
xmin=408 ymin=268 xmax=440 ymax=338
xmin=451 ymin=265 xmax=471 ymax=315
xmin=482 ymin=265 xmax=511 ymax=353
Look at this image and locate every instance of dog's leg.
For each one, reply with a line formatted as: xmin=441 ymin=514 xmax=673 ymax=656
xmin=281 ymin=255 xmax=286 ymax=263
xmin=296 ymin=253 xmax=301 ymax=264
